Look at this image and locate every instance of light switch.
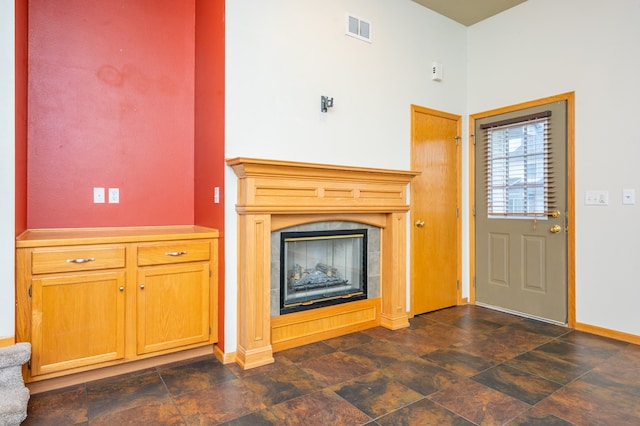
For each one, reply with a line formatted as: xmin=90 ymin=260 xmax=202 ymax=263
xmin=585 ymin=190 xmax=608 ymax=206
xmin=93 ymin=187 xmax=105 ymax=204
xmin=623 ymin=188 xmax=635 ymax=205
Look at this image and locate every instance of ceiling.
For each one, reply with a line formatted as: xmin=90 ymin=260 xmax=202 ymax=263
xmin=412 ymin=0 xmax=527 ymax=26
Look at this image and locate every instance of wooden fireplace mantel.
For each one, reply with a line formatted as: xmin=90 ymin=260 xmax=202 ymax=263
xmin=227 ymin=157 xmax=419 ymax=369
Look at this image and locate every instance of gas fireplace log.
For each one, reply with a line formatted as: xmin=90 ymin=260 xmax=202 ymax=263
xmin=315 ymin=262 xmax=339 ymax=277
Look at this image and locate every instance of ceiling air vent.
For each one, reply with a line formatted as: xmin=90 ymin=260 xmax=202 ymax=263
xmin=345 ymin=13 xmax=372 ymax=43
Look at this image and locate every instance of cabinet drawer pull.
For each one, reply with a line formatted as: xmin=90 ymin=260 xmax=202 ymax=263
xmin=140 ymin=284 xmax=145 ymax=290
xmin=119 ymin=286 xmax=124 ymax=292
xmin=165 ymin=251 xmax=188 ymax=257
xmin=66 ymin=257 xmax=96 ymax=264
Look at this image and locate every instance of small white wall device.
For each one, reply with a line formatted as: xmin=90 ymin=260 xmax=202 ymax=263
xmin=432 ymin=62 xmax=443 ymax=81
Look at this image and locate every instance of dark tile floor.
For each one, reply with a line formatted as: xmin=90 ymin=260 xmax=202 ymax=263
xmin=23 ymin=305 xmax=640 ymax=425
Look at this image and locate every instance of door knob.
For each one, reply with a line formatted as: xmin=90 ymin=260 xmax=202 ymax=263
xmin=550 ymin=225 xmax=562 ymax=233
xmin=415 ymin=220 xmax=425 ymax=228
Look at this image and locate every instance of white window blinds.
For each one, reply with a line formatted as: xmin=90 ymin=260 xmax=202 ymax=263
xmin=481 ymin=111 xmax=554 ymax=217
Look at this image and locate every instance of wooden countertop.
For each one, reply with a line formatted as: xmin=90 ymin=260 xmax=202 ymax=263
xmin=16 ymin=225 xmax=219 ymax=248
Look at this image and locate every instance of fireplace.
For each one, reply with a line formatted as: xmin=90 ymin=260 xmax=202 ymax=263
xmin=227 ymin=157 xmax=418 ymax=370
xmin=280 ymin=229 xmax=368 ymax=314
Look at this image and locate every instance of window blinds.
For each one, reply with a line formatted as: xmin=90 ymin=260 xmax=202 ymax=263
xmin=481 ymin=111 xmax=555 ymax=217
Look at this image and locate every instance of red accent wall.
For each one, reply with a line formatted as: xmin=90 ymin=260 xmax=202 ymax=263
xmin=21 ymin=0 xmax=226 ymax=352
xmin=27 ymin=0 xmax=196 ymax=228
xmin=195 ymin=0 xmax=226 ymax=351
xmin=15 ymin=0 xmax=28 ymax=235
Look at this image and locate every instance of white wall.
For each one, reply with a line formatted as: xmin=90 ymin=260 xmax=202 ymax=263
xmin=225 ymin=0 xmax=468 ymax=351
xmin=1 ymin=0 xmax=16 ymax=339
xmin=468 ymin=0 xmax=640 ymax=335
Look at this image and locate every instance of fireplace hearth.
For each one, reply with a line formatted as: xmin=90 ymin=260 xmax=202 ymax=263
xmin=280 ymin=229 xmax=367 ymax=314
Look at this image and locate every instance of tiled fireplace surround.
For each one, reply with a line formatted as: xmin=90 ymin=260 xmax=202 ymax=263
xmin=227 ymin=158 xmax=419 ymax=370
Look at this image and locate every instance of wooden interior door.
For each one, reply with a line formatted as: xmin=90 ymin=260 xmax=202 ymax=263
xmin=410 ymin=105 xmax=461 ymax=315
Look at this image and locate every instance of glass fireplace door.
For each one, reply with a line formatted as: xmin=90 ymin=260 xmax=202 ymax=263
xmin=280 ymin=229 xmax=367 ymax=314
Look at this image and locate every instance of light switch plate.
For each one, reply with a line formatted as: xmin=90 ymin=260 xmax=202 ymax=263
xmin=622 ymin=188 xmax=635 ymax=205
xmin=585 ymin=190 xmax=608 ymax=206
xmin=93 ymin=187 xmax=105 ymax=204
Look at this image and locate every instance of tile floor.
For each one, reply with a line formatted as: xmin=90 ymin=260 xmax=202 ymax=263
xmin=23 ymin=305 xmax=640 ymax=425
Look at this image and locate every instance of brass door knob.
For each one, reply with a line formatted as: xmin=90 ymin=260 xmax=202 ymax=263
xmin=550 ymin=225 xmax=562 ymax=234
xmin=415 ymin=220 xmax=425 ymax=228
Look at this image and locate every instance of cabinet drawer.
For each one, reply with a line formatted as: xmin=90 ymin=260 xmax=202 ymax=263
xmin=137 ymin=241 xmax=210 ymax=266
xmin=31 ymin=246 xmax=126 ymax=275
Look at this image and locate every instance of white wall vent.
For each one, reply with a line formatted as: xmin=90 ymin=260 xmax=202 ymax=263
xmin=345 ymin=13 xmax=372 ymax=43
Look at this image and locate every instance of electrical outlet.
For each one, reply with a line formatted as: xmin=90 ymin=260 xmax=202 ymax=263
xmin=108 ymin=188 xmax=119 ymax=204
xmin=214 ymin=187 xmax=220 ymax=203
xmin=93 ymin=187 xmax=105 ymax=204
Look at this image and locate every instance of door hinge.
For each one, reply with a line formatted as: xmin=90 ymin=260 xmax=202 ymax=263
xmin=209 ymin=270 xmax=212 ymax=278
xmin=473 ymin=206 xmax=476 ymax=217
xmin=455 ymin=136 xmax=461 ymax=146
xmin=209 ymin=326 xmax=212 ymax=335
xmin=471 ymin=134 xmax=476 ymax=145
xmin=473 ymin=276 xmax=476 ymax=288
xmin=27 ymin=360 xmax=31 ymax=370
xmin=28 ymin=285 xmax=32 ymax=298
xmin=457 ymin=280 xmax=460 ymax=291
xmin=456 ymin=208 xmax=460 ymax=218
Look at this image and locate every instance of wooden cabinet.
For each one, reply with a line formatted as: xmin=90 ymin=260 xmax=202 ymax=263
xmin=16 ymin=226 xmax=218 ymax=382
xmin=137 ymin=263 xmax=210 ymax=354
xmin=31 ymin=270 xmax=126 ymax=376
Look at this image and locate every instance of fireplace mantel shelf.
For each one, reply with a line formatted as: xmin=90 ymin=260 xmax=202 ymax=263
xmin=227 ymin=157 xmax=419 ymax=215
xmin=227 ymin=157 xmax=419 ymax=369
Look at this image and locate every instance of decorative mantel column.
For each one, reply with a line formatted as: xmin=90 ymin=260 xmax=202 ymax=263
xmin=227 ymin=157 xmax=419 ymax=369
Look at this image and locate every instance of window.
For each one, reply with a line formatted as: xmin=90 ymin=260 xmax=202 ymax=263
xmin=482 ymin=111 xmax=553 ymax=218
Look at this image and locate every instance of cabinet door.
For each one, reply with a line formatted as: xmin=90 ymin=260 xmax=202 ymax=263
xmin=31 ymin=272 xmax=126 ymax=376
xmin=137 ymin=263 xmax=210 ymax=355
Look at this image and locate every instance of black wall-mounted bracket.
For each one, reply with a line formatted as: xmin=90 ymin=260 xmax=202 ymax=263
xmin=321 ymin=96 xmax=334 ymax=113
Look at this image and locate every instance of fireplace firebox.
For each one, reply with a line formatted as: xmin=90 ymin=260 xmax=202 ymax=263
xmin=280 ymin=229 xmax=367 ymax=314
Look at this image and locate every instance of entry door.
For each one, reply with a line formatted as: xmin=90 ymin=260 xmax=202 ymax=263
xmin=411 ymin=105 xmax=460 ymax=315
xmin=474 ymin=100 xmax=568 ymax=323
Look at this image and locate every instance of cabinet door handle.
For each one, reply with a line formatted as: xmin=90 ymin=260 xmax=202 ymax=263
xmin=66 ymin=257 xmax=96 ymax=264
xmin=140 ymin=284 xmax=145 ymax=290
xmin=165 ymin=251 xmax=188 ymax=257
xmin=119 ymin=286 xmax=124 ymax=292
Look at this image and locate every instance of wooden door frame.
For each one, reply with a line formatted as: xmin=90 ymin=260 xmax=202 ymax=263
xmin=469 ymin=92 xmax=576 ymax=327
xmin=410 ymin=105 xmax=463 ymax=317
